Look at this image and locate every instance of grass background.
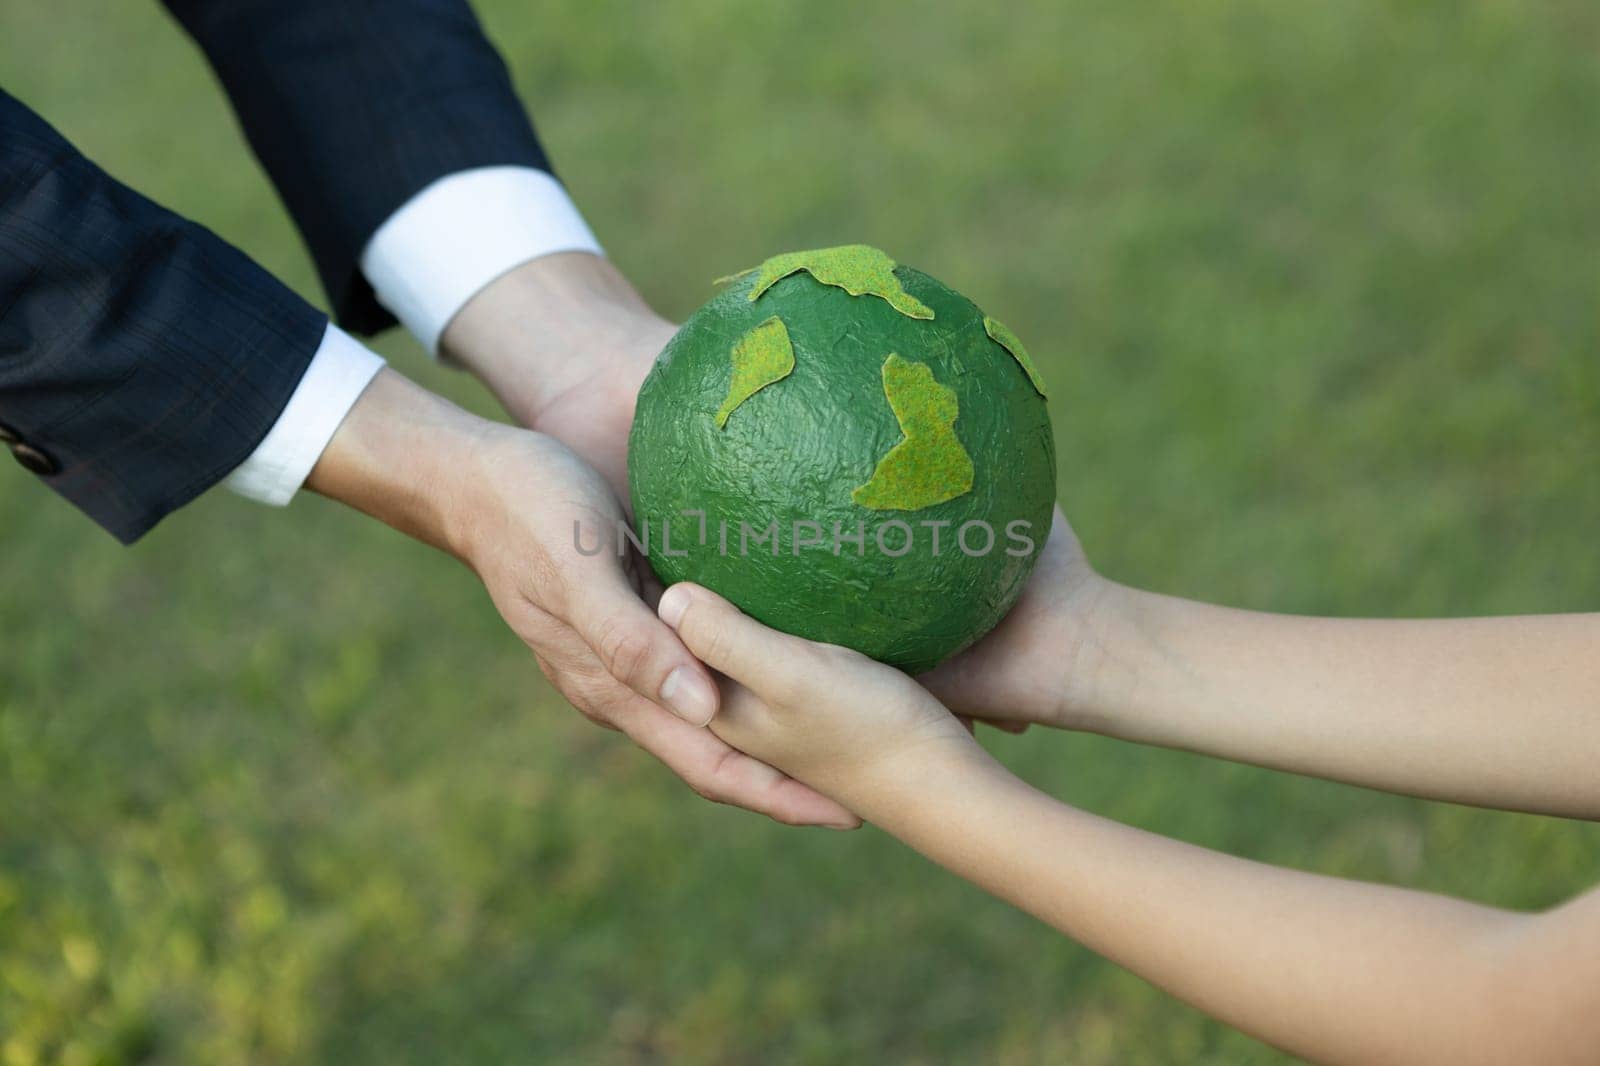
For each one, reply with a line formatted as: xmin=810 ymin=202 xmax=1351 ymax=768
xmin=4 ymin=0 xmax=1600 ymax=1061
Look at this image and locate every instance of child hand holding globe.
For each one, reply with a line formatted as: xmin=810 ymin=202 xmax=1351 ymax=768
xmin=628 ymin=247 xmax=1600 ymax=1065
xmin=654 ymin=548 xmax=1600 ymax=1066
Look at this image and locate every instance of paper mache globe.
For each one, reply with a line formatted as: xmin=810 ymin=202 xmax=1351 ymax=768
xmin=628 ymin=245 xmax=1056 ymax=673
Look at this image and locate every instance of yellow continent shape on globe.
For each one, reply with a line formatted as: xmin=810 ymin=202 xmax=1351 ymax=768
xmin=715 ymin=315 xmax=797 ymax=428
xmin=720 ymin=244 xmax=935 ymax=321
xmin=982 ymin=315 xmax=1048 ymax=398
xmin=852 ymin=354 xmax=974 ymax=511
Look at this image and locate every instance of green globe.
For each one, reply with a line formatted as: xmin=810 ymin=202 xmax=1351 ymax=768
xmin=628 ymin=245 xmax=1056 ymax=672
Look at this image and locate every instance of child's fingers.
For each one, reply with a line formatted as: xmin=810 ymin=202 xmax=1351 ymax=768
xmin=657 ymin=583 xmax=816 ymax=694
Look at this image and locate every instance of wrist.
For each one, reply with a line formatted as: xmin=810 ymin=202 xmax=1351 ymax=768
xmin=305 ymin=368 xmax=497 ymax=560
xmin=829 ymin=732 xmax=999 ymax=828
xmin=439 ymin=252 xmax=674 ymax=425
xmin=1051 ymin=581 xmax=1184 ymax=739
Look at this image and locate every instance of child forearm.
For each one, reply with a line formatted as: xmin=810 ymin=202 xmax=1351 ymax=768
xmin=1066 ymin=589 xmax=1600 ymax=818
xmin=842 ymin=748 xmax=1600 ymax=1066
xmin=658 ymin=582 xmax=1600 ymax=1062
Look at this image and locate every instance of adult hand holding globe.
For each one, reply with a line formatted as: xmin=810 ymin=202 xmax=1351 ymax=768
xmin=628 ymin=245 xmax=1056 ymax=672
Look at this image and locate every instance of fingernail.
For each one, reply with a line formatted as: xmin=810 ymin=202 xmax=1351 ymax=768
xmin=658 ymin=585 xmax=690 ymax=629
xmin=660 ymin=666 xmax=716 ymax=726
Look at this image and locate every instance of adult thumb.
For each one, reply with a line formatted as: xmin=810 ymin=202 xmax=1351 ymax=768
xmin=568 ymin=568 xmax=720 ymax=726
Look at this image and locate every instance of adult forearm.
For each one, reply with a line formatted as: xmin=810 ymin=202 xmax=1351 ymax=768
xmin=304 ymin=368 xmax=493 ymax=558
xmin=851 ymin=751 xmax=1587 ymax=1066
xmin=1065 ymin=587 xmax=1600 ymax=818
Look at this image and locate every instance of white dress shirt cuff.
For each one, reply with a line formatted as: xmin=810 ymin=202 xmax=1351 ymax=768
xmin=359 ymin=166 xmax=604 ymax=357
xmin=225 ymin=323 xmax=385 ymax=506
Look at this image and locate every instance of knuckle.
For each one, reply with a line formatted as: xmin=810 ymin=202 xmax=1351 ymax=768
xmin=698 ymin=631 xmax=732 ymax=672
xmin=684 ymin=610 xmax=733 ymax=669
xmin=687 ymin=777 xmax=729 ymax=805
xmin=545 ymin=664 xmax=631 ymax=731
xmin=684 ymin=752 xmax=740 ymax=806
xmin=578 ymin=677 xmax=634 ymax=721
xmin=576 ymin=703 xmax=621 ymax=732
xmin=592 ymin=617 xmax=655 ymax=687
xmin=511 ymin=607 xmax=566 ymax=653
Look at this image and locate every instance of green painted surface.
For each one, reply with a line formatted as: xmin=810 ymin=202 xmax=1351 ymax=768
xmin=630 ymin=257 xmax=1056 ymax=672
xmin=726 ymin=244 xmax=936 ymax=321
xmin=851 ymin=355 xmax=975 ymax=510
xmin=984 ymin=315 xmax=1049 ymax=398
xmin=715 ymin=316 xmax=796 ymax=428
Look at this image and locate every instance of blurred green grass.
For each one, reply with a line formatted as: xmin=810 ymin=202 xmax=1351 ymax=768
xmin=4 ymin=0 xmax=1600 ymax=1061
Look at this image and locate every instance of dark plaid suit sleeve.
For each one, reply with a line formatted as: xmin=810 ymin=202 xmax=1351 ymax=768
xmin=159 ymin=0 xmax=554 ymax=337
xmin=0 ymin=90 xmax=327 ymax=544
